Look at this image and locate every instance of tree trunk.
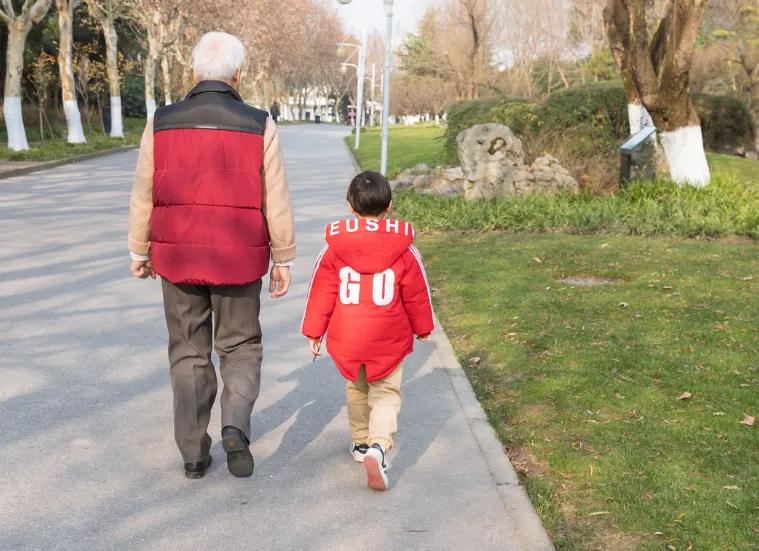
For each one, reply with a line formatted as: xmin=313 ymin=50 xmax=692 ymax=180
xmin=144 ymin=54 xmax=157 ymax=117
xmin=161 ymin=53 xmax=172 ymax=105
xmin=57 ymin=1 xmax=86 ymax=144
xmin=3 ymin=23 xmax=30 ymax=151
xmin=102 ymin=16 xmax=123 ymax=137
xmin=650 ymin=98 xmax=710 ymax=186
xmin=604 ymin=0 xmax=709 ymax=186
xmin=143 ymin=9 xmax=161 ymax=118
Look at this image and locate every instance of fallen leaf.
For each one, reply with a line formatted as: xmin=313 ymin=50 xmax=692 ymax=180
xmin=740 ymin=415 xmax=755 ymax=426
xmin=586 ymin=511 xmax=609 ymax=516
xmin=723 ymin=485 xmax=740 ymax=490
xmin=468 ymin=356 xmax=481 ymax=367
xmin=619 ymin=302 xmax=629 ymax=308
xmin=532 ymin=257 xmax=543 ymax=263
xmin=677 ymin=391 xmax=692 ymax=401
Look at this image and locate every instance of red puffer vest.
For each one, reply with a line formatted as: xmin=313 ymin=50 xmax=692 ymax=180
xmin=150 ymin=80 xmax=271 ymax=286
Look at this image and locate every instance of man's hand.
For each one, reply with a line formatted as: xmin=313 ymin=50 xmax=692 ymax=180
xmin=130 ymin=260 xmax=155 ymax=279
xmin=269 ymin=265 xmax=291 ymax=298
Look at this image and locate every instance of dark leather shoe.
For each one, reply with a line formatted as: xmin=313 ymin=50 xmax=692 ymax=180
xmin=184 ymin=455 xmax=212 ymax=479
xmin=222 ymin=426 xmax=254 ymax=478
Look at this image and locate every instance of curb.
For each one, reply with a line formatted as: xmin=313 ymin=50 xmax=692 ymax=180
xmin=431 ymin=320 xmax=556 ymax=551
xmin=0 ymin=145 xmax=138 ymax=180
xmin=343 ymin=136 xmax=361 ymax=173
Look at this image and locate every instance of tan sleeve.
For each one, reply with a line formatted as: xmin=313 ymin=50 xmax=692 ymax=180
xmin=262 ymin=118 xmax=296 ymax=263
xmin=128 ymin=119 xmax=154 ymax=256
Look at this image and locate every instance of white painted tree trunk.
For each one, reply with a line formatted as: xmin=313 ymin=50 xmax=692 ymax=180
xmin=4 ymin=96 xmax=28 ymax=151
xmin=110 ymin=96 xmax=123 ymax=137
xmin=103 ymin=24 xmax=123 ymax=137
xmin=3 ymin=25 xmax=30 ymax=151
xmin=146 ymin=98 xmax=157 ymax=119
xmin=57 ymin=3 xmax=86 ymax=144
xmin=145 ymin=52 xmax=158 ymax=118
xmin=627 ymin=102 xmax=654 ymax=135
xmin=659 ymin=125 xmax=711 ymax=187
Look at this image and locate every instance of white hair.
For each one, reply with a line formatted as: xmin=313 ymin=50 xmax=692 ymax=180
xmin=192 ymin=32 xmax=246 ymax=82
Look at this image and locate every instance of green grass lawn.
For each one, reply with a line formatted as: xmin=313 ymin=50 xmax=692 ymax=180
xmin=419 ymin=232 xmax=758 ymax=550
xmin=0 ymin=117 xmax=144 ymax=162
xmin=347 ymin=124 xmax=447 ymax=178
xmin=350 ymin=125 xmax=759 ymax=548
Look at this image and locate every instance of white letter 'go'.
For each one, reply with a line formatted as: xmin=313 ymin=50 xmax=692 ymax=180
xmin=339 ymin=267 xmax=395 ymax=306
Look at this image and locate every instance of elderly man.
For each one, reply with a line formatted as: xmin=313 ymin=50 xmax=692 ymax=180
xmin=128 ymin=32 xmax=295 ymax=479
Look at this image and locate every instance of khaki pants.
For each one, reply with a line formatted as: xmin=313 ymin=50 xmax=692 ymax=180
xmin=161 ymin=278 xmax=263 ymax=463
xmin=346 ymin=364 xmax=403 ymax=450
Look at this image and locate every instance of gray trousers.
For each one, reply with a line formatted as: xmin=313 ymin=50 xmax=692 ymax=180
xmin=161 ymin=278 xmax=263 ymax=462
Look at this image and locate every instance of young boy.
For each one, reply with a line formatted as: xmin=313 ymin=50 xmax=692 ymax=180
xmin=301 ymin=171 xmax=434 ymax=491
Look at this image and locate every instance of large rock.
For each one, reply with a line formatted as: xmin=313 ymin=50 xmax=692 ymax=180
xmin=456 ymin=123 xmax=578 ymax=199
xmin=391 ymin=123 xmax=578 ymax=199
xmin=457 ymin=124 xmax=525 ymax=200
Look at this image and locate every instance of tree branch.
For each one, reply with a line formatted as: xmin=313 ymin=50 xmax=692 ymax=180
xmin=0 ymin=0 xmax=16 ymax=20
xmin=29 ymin=0 xmax=52 ymax=23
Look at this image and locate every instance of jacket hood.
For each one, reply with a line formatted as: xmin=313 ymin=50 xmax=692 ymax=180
xmin=325 ymin=218 xmax=414 ymax=274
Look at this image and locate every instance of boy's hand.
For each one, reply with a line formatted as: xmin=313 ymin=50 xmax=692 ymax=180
xmin=309 ymin=337 xmax=322 ymax=361
xmin=130 ymin=260 xmax=155 ymax=279
xmin=417 ymin=334 xmax=430 ymax=341
xmin=269 ymin=265 xmax=291 ymax=298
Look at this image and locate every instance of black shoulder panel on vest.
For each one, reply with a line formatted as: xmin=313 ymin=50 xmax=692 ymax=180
xmin=153 ymin=90 xmax=269 ymax=135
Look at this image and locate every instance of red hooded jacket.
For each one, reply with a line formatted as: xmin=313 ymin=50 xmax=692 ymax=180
xmin=302 ymin=218 xmax=434 ymax=382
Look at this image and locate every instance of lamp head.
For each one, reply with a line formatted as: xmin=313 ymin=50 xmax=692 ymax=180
xmin=336 ymin=0 xmax=352 ymax=4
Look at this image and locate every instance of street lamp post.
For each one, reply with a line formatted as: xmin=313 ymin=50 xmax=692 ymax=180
xmin=369 ymin=63 xmax=376 ymax=127
xmin=336 ymin=0 xmax=394 ymax=175
xmin=338 ymin=28 xmax=366 ymax=150
xmin=380 ymin=0 xmax=394 ymax=176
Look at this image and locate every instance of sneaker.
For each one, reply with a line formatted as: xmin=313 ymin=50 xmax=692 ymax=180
xmin=350 ymin=442 xmax=369 ymax=463
xmin=363 ymin=444 xmax=388 ymax=491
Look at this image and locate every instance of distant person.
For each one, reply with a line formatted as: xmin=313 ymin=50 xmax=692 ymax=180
xmin=270 ymin=101 xmax=280 ymax=123
xmin=128 ymin=31 xmax=296 ymax=480
xmin=301 ymin=171 xmax=434 ymax=491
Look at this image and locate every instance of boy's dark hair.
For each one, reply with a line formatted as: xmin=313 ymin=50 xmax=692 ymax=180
xmin=347 ymin=171 xmax=392 ymax=217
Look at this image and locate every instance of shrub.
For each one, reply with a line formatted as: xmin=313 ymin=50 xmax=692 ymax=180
xmin=537 ymin=82 xmax=629 ymax=138
xmin=490 ymin=84 xmax=627 ymax=192
xmin=121 ymin=74 xmax=147 ymax=118
xmin=692 ymin=93 xmax=756 ymax=153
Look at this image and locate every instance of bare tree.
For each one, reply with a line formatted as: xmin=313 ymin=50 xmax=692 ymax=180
xmin=86 ymin=0 xmax=124 ymax=136
xmin=440 ymin=0 xmax=494 ymax=100
xmin=0 ymin=0 xmax=53 ymax=150
xmin=604 ymin=0 xmax=710 ymax=186
xmin=127 ymin=0 xmax=167 ymax=117
xmin=56 ymin=0 xmax=87 ymax=143
xmin=495 ymin=0 xmax=570 ymax=97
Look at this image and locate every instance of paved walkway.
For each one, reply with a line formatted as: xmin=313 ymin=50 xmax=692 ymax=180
xmin=0 ymin=124 xmax=551 ymax=550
